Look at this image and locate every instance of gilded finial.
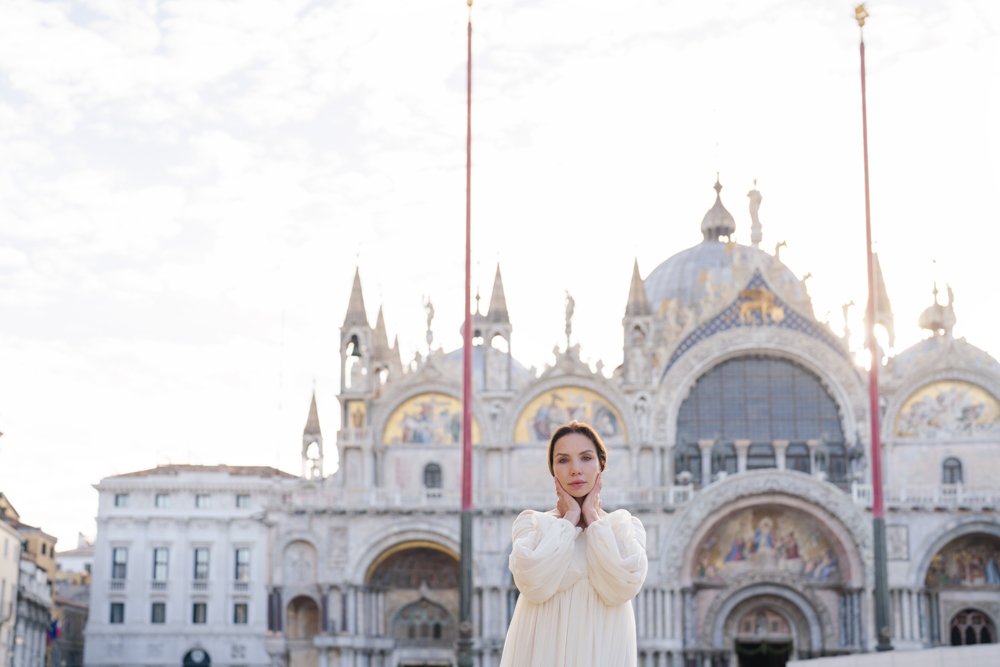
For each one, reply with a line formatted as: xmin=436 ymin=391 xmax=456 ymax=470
xmin=467 ymin=0 xmax=473 ymax=6
xmin=855 ymin=4 xmax=869 ymax=27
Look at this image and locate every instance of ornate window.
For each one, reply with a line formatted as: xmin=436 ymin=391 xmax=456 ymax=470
xmin=711 ymin=444 xmax=737 ymax=476
xmin=786 ymin=444 xmax=810 ymax=473
xmin=674 ymin=442 xmax=702 ymax=485
xmin=950 ymin=609 xmax=995 ymax=645
xmin=677 ymin=356 xmax=845 ymax=483
xmin=392 ymin=598 xmax=454 ymax=646
xmin=942 ymin=457 xmax=963 ymax=484
xmin=424 ymin=463 xmax=442 ymax=489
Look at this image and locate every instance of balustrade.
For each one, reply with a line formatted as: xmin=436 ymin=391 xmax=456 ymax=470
xmin=851 ymin=483 xmax=1000 ymax=510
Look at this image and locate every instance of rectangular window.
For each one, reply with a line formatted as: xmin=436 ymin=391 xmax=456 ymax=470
xmin=194 ymin=548 xmax=210 ymax=580
xmin=234 ymin=549 xmax=250 ymax=581
xmin=233 ymin=603 xmax=248 ymax=624
xmin=110 ymin=602 xmax=124 ymax=624
xmin=3 ymin=538 xmax=7 ymax=557
xmin=155 ymin=494 xmax=170 ymax=508
xmin=151 ymin=602 xmax=166 ymax=624
xmin=153 ymin=548 xmax=168 ymax=581
xmin=114 ymin=494 xmax=129 ymax=507
xmin=236 ymin=494 xmax=250 ymax=509
xmin=195 ymin=494 xmax=211 ymax=509
xmin=1 ymin=578 xmax=5 ymax=616
xmin=111 ymin=547 xmax=128 ymax=580
xmin=41 ymin=543 xmax=46 ymax=556
xmin=192 ymin=603 xmax=207 ymax=624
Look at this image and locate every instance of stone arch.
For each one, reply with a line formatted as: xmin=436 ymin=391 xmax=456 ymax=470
xmin=654 ymin=327 xmax=865 ymax=449
xmin=286 ymin=595 xmax=320 ymax=640
xmin=349 ymin=524 xmax=460 ymax=585
xmin=663 ymin=470 xmax=870 ymax=588
xmin=708 ymin=582 xmax=826 ymax=651
xmin=910 ymin=517 xmax=1000 ymax=587
xmin=366 ymin=543 xmax=459 ymax=589
xmin=506 ymin=375 xmax=637 ymax=445
xmin=371 ymin=382 xmax=487 ymax=445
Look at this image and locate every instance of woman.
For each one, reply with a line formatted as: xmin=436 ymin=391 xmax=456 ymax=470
xmin=499 ymin=421 xmax=648 ymax=667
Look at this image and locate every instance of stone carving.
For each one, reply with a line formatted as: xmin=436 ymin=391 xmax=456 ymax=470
xmin=485 ymin=344 xmax=508 ymax=391
xmin=626 ymin=346 xmax=648 ymax=385
xmin=634 ymin=396 xmax=650 ymax=443
xmin=329 ymin=528 xmax=348 ymax=564
xmin=283 ymin=540 xmax=317 ymax=584
xmin=564 ymin=291 xmax=575 ymax=348
xmin=886 ymin=525 xmax=909 ymax=561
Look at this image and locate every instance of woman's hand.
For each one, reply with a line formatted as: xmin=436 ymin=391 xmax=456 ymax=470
xmin=582 ymin=471 xmax=603 ymax=527
xmin=555 ymin=478 xmax=581 ymax=526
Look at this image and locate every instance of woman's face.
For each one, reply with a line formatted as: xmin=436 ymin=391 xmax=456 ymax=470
xmin=552 ymin=432 xmax=601 ymax=498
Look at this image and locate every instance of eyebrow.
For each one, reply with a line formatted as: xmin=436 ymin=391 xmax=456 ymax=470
xmin=555 ymin=449 xmax=596 ymax=457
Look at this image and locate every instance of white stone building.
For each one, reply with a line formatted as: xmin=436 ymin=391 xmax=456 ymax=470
xmin=86 ymin=179 xmax=1000 ymax=667
xmin=84 ymin=465 xmax=298 ymax=667
xmin=1 ymin=516 xmax=21 ymax=667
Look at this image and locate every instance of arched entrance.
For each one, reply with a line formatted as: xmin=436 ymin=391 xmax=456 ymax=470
xmin=733 ymin=607 xmax=793 ymax=667
xmin=367 ymin=543 xmax=459 ymax=665
xmin=182 ymin=649 xmax=210 ymax=667
xmin=286 ymin=596 xmax=320 ymax=667
xmin=924 ymin=531 xmax=1000 ymax=643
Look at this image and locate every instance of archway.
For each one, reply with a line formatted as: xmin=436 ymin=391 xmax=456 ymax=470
xmin=182 ymin=649 xmax=210 ymax=667
xmin=286 ymin=596 xmax=320 ymax=667
xmin=733 ymin=607 xmax=794 ymax=667
xmin=286 ymin=596 xmax=320 ymax=640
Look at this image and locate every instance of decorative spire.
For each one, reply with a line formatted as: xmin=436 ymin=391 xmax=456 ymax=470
xmin=747 ymin=180 xmax=763 ymax=248
xmin=486 ymin=264 xmax=510 ymax=324
xmin=871 ymin=253 xmax=895 ymax=348
xmin=625 ymin=258 xmax=650 ymax=316
xmin=303 ymin=391 xmax=321 ymax=436
xmin=343 ymin=267 xmax=368 ymax=327
xmin=700 ymin=173 xmax=737 ymax=242
xmin=372 ymin=306 xmax=391 ymax=359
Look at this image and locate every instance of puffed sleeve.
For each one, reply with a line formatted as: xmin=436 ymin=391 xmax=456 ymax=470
xmin=585 ymin=509 xmax=648 ymax=607
xmin=508 ymin=510 xmax=581 ymax=604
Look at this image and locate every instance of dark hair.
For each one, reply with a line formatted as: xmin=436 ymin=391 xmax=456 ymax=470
xmin=547 ymin=421 xmax=608 ymax=476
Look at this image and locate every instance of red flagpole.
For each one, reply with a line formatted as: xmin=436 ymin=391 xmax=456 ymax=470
xmin=856 ymin=4 xmax=893 ymax=651
xmin=458 ymin=2 xmax=474 ymax=665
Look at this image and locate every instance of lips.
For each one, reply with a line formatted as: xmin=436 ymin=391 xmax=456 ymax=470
xmin=570 ymin=481 xmax=587 ymax=488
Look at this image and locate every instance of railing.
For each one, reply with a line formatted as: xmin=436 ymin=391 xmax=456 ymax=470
xmin=232 ymin=581 xmax=250 ymax=593
xmin=279 ymin=486 xmax=698 ymax=510
xmin=851 ymin=483 xmax=1000 ymax=509
xmin=337 ymin=428 xmax=371 ymax=445
xmin=150 ymin=581 xmax=168 ymax=592
xmin=109 ymin=580 xmax=126 ymax=592
xmin=192 ymin=581 xmax=209 ymax=592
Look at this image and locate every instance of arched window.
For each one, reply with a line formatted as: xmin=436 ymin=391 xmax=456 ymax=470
xmin=391 ymin=598 xmax=454 ymax=646
xmin=942 ymin=457 xmax=963 ymax=485
xmin=424 ymin=463 xmax=442 ymax=489
xmin=676 ymin=357 xmax=846 ymax=484
xmin=949 ymin=609 xmax=995 ymax=645
xmin=674 ymin=443 xmax=702 ymax=485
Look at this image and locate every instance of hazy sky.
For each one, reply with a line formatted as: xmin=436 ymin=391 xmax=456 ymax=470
xmin=0 ymin=0 xmax=997 ymax=547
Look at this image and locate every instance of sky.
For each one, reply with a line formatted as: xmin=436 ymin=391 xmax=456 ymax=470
xmin=0 ymin=0 xmax=997 ymax=547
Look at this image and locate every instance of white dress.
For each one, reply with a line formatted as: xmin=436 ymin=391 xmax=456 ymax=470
xmin=499 ymin=508 xmax=648 ymax=667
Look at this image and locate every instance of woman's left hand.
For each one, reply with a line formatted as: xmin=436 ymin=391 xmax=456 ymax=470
xmin=582 ymin=471 xmax=603 ymax=527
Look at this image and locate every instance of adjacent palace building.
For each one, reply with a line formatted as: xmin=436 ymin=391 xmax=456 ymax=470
xmin=85 ymin=180 xmax=1000 ymax=667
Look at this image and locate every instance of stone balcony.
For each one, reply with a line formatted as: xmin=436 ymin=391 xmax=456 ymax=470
xmin=850 ymin=483 xmax=1000 ymax=510
xmin=277 ymin=485 xmax=697 ymax=511
xmin=337 ymin=428 xmax=371 ymax=446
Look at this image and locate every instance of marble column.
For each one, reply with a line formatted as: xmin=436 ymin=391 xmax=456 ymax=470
xmin=772 ymin=440 xmax=789 ymax=470
xmin=734 ymin=440 xmax=751 ymax=474
xmin=697 ymin=440 xmax=714 ymax=486
xmin=806 ymin=439 xmax=821 ymax=476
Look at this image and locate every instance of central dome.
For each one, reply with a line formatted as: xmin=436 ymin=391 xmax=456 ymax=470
xmin=644 ymin=177 xmax=802 ymax=316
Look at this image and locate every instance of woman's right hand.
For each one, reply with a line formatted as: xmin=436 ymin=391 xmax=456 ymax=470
xmin=555 ymin=478 xmax=581 ymax=526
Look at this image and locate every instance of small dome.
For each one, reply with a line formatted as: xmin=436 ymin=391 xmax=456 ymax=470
xmin=701 ymin=176 xmax=736 ymax=241
xmin=443 ymin=343 xmax=534 ymax=391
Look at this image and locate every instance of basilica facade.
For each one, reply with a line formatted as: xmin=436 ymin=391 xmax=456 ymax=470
xmin=85 ymin=179 xmax=1000 ymax=667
